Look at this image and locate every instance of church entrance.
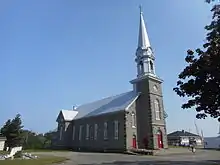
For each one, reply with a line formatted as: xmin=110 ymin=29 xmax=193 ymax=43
xmin=157 ymin=130 xmax=163 ymax=148
xmin=132 ymin=135 xmax=137 ymax=148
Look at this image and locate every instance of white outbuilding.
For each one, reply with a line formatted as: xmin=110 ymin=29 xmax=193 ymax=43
xmin=0 ymin=136 xmax=6 ymax=151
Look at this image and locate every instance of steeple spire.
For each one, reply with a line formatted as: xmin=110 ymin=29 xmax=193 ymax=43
xmin=134 ymin=6 xmax=156 ymax=78
xmin=138 ymin=6 xmax=151 ymax=49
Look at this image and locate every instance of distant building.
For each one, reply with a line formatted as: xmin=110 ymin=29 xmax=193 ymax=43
xmin=52 ymin=8 xmax=168 ymax=152
xmin=167 ymin=130 xmax=202 ymax=146
xmin=204 ymin=136 xmax=220 ymax=149
xmin=204 ymin=124 xmax=220 ymax=149
xmin=0 ymin=136 xmax=6 ymax=151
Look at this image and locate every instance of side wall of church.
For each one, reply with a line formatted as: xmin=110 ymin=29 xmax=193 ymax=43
xmin=70 ymin=111 xmax=126 ymax=152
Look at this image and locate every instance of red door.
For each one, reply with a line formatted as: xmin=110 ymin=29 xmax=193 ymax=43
xmin=157 ymin=131 xmax=163 ymax=148
xmin=132 ymin=135 xmax=137 ymax=148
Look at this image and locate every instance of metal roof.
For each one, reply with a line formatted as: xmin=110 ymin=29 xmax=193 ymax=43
xmin=60 ymin=110 xmax=78 ymax=121
xmin=59 ymin=90 xmax=169 ymax=121
xmin=73 ymin=90 xmax=139 ymax=119
xmin=168 ymin=130 xmax=199 ymax=137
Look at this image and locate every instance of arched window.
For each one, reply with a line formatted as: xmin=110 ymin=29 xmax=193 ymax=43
xmin=139 ymin=61 xmax=144 ymax=74
xmin=131 ymin=112 xmax=136 ymax=128
xmin=154 ymin=99 xmax=161 ymax=120
xmin=150 ymin=61 xmax=154 ymax=73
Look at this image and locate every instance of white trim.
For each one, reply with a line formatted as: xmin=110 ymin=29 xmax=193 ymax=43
xmin=130 ymin=74 xmax=163 ymax=84
xmin=125 ymin=94 xmax=140 ymax=111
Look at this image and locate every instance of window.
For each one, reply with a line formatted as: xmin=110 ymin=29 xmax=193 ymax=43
xmin=59 ymin=125 xmax=63 ymax=140
xmin=86 ymin=124 xmax=90 ymax=140
xmin=131 ymin=112 xmax=136 ymax=128
xmin=94 ymin=124 xmax=98 ymax=140
xmin=140 ymin=61 xmax=144 ymax=73
xmin=154 ymin=99 xmax=161 ymax=120
xmin=150 ymin=61 xmax=154 ymax=73
xmin=79 ymin=125 xmax=82 ymax=141
xmin=72 ymin=125 xmax=75 ymax=140
xmin=114 ymin=121 xmax=119 ymax=140
xmin=104 ymin=122 xmax=108 ymax=140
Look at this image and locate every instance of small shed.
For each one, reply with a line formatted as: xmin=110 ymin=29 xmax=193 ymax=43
xmin=0 ymin=136 xmax=6 ymax=151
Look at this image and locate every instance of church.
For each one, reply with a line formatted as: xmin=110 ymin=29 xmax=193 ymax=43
xmin=53 ymin=8 xmax=168 ymax=152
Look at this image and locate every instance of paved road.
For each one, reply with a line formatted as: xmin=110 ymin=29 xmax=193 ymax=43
xmin=34 ymin=148 xmax=220 ymax=165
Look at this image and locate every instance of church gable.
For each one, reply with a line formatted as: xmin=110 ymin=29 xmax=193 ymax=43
xmin=56 ymin=111 xmax=64 ymax=123
xmin=56 ymin=110 xmax=78 ymax=122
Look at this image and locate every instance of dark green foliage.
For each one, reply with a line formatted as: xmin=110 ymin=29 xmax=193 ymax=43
xmin=1 ymin=114 xmax=56 ymax=150
xmin=14 ymin=151 xmax=22 ymax=158
xmin=173 ymin=2 xmax=220 ymax=121
xmin=23 ymin=130 xmax=45 ymax=149
xmin=0 ymin=114 xmax=24 ymax=148
xmin=206 ymin=0 xmax=219 ymax=3
xmin=43 ymin=131 xmax=54 ymax=148
xmin=22 ymin=130 xmax=55 ymax=149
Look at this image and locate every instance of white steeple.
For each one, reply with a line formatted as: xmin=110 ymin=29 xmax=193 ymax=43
xmin=135 ymin=6 xmax=156 ymax=78
xmin=138 ymin=6 xmax=151 ymax=49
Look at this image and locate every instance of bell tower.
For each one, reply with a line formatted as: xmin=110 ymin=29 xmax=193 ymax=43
xmin=130 ymin=7 xmax=168 ymax=149
xmin=135 ymin=6 xmax=156 ymax=79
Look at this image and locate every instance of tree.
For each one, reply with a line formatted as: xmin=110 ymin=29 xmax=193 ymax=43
xmin=0 ymin=114 xmax=24 ymax=148
xmin=22 ymin=130 xmax=46 ymax=149
xmin=173 ymin=1 xmax=220 ymax=122
xmin=43 ymin=131 xmax=55 ymax=148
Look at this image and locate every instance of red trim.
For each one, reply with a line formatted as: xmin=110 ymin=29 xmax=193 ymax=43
xmin=132 ymin=136 xmax=137 ymax=148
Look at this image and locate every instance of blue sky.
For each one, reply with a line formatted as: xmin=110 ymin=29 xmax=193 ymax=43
xmin=0 ymin=0 xmax=219 ymax=137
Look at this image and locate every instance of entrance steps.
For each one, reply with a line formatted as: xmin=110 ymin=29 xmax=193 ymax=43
xmin=126 ymin=149 xmax=154 ymax=155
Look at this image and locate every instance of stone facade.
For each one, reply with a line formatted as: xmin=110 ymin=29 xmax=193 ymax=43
xmin=130 ymin=76 xmax=168 ymax=149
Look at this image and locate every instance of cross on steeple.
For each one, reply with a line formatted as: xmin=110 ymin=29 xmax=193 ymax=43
xmin=139 ymin=5 xmax=142 ymax=14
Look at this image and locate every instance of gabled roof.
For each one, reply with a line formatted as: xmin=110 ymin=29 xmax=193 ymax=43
xmin=168 ymin=130 xmax=199 ymax=137
xmin=74 ymin=90 xmax=140 ymax=119
xmin=57 ymin=110 xmax=78 ymax=122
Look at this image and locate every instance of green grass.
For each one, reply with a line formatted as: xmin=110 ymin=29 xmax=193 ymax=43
xmin=0 ymin=156 xmax=68 ymax=165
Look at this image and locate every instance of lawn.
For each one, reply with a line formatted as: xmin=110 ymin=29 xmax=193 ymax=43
xmin=0 ymin=156 xmax=68 ymax=165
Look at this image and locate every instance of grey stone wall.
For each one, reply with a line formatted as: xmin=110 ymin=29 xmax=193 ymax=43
xmin=134 ymin=75 xmax=168 ymax=149
xmin=70 ymin=111 xmax=126 ymax=152
xmin=125 ymin=102 xmax=138 ymax=150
